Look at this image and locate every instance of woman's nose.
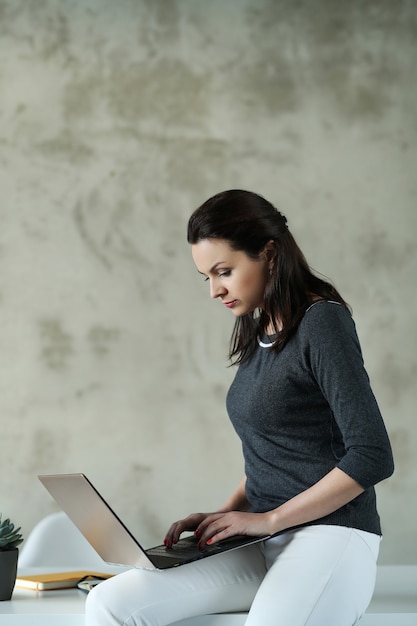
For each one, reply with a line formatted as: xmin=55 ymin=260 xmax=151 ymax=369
xmin=210 ymin=278 xmax=227 ymax=299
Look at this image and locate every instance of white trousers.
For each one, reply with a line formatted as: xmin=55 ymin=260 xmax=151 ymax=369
xmin=85 ymin=525 xmax=380 ymax=626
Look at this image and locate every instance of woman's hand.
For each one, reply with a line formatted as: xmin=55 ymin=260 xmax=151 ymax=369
xmin=164 ymin=513 xmax=214 ymax=548
xmin=163 ymin=476 xmax=256 ymax=549
xmin=194 ymin=511 xmax=273 ymax=548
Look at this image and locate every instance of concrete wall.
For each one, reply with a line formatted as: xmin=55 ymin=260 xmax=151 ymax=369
xmin=1 ymin=0 xmax=416 ymax=564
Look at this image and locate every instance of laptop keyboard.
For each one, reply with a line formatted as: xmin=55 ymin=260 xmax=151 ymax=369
xmin=147 ymin=534 xmax=266 ymax=561
xmin=147 ymin=536 xmax=211 ymax=560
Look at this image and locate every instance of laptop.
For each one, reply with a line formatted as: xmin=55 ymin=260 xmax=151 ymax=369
xmin=38 ymin=473 xmax=269 ymax=570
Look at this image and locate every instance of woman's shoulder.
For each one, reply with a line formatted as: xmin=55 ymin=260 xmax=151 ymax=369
xmin=305 ymin=299 xmax=348 ymax=316
xmin=296 ymin=299 xmax=361 ymax=361
xmin=299 ymin=299 xmax=354 ymax=336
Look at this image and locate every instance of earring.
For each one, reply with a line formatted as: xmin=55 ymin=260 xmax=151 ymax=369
xmin=269 ymin=268 xmax=273 ymax=277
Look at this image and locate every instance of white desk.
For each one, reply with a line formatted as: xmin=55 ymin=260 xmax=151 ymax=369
xmin=1 ymin=566 xmax=416 ymax=625
xmin=0 ymin=587 xmax=86 ymax=625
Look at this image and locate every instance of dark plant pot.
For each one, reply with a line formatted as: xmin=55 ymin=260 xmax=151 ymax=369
xmin=0 ymin=548 xmax=18 ymax=601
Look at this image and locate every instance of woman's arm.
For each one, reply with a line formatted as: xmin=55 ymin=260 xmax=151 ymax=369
xmin=304 ymin=303 xmax=394 ymax=488
xmin=194 ymin=467 xmax=364 ymax=546
xmin=268 ymin=467 xmax=364 ymax=534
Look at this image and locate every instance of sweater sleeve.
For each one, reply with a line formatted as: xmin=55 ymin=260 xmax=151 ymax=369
xmin=300 ymin=302 xmax=394 ymax=490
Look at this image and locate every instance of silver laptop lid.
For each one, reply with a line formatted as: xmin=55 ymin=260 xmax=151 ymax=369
xmin=38 ymin=473 xmax=155 ymax=569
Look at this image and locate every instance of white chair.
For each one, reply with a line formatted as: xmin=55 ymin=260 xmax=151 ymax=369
xmin=18 ymin=511 xmax=112 ymax=570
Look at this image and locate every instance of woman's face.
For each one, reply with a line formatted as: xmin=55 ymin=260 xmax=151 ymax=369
xmin=191 ymin=238 xmax=270 ymax=316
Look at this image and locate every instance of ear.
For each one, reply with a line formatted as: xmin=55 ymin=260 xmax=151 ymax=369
xmin=262 ymin=240 xmax=277 ymax=270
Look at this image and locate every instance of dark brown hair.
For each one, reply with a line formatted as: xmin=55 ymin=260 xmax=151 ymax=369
xmin=188 ymin=190 xmax=350 ymax=364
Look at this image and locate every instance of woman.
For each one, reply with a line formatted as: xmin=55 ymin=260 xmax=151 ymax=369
xmin=86 ymin=189 xmax=394 ymax=626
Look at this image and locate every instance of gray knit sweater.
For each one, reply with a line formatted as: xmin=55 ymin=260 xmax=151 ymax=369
xmin=226 ymin=301 xmax=394 ymax=535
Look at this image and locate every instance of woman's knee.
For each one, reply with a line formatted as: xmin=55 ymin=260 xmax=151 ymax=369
xmin=85 ymin=573 xmax=135 ymax=626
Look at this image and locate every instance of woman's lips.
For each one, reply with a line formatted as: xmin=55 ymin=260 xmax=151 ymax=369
xmin=224 ymin=300 xmax=238 ymax=308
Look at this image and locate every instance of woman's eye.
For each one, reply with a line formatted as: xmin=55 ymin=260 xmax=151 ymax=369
xmin=203 ymin=270 xmax=231 ymax=282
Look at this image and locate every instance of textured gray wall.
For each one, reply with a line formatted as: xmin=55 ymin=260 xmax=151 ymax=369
xmin=1 ymin=0 xmax=416 ymax=564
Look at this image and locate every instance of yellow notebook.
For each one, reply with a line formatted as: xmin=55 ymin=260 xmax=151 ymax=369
xmin=16 ymin=571 xmax=113 ymax=591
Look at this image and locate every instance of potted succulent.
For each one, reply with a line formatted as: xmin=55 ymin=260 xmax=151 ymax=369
xmin=0 ymin=513 xmax=24 ymax=601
